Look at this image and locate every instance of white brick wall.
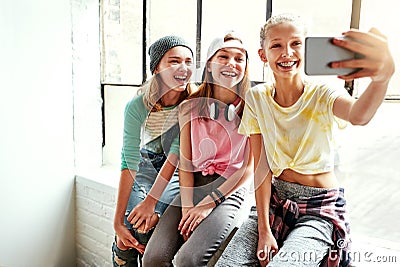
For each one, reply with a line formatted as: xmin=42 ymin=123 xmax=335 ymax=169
xmin=75 ymin=176 xmax=117 ymax=266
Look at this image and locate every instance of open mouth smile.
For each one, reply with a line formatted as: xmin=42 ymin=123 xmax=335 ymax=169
xmin=278 ymin=61 xmax=297 ymax=68
xmin=174 ymin=75 xmax=188 ymax=81
xmin=221 ymin=71 xmax=238 ymax=77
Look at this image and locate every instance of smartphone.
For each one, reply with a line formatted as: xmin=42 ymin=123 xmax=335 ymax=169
xmin=304 ymin=37 xmax=361 ymax=76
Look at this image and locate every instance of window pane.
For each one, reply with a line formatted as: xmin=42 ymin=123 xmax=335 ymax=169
xmin=101 ymin=0 xmax=143 ymax=85
xmin=147 ymin=0 xmax=197 ymax=77
xmin=356 ymin=0 xmax=399 ymax=97
xmin=201 ymin=0 xmax=267 ymax=82
xmin=273 ymin=0 xmax=353 ymax=35
xmin=103 ymin=85 xmax=139 ymax=166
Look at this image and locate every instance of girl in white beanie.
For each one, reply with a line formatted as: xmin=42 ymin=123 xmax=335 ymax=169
xmin=143 ymin=31 xmax=253 ymax=267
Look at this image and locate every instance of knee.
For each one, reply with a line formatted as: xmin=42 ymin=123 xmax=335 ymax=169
xmin=142 ymin=248 xmax=167 ymax=267
xmin=112 ymin=241 xmax=137 ymax=267
xmin=116 ymin=236 xmax=129 ymax=250
xmin=175 ymin=250 xmax=205 ymax=267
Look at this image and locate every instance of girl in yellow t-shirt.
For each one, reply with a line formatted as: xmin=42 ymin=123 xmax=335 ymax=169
xmin=216 ymin=13 xmax=394 ymax=267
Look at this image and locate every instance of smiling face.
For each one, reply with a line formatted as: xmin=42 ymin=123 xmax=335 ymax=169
xmin=207 ymin=46 xmax=247 ymax=90
xmin=259 ymin=22 xmax=305 ymax=79
xmin=155 ymin=46 xmax=193 ymax=93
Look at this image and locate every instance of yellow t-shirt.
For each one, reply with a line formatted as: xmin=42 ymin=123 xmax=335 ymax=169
xmin=239 ymin=81 xmax=347 ymax=176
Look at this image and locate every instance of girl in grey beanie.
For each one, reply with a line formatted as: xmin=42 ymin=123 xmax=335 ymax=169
xmin=112 ymin=35 xmax=194 ymax=267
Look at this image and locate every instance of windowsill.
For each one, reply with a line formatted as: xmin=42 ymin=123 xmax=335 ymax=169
xmin=75 ymin=164 xmax=120 ymax=189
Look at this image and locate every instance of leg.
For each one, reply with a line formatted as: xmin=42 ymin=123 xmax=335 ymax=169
xmin=112 ymin=238 xmax=141 ymax=267
xmin=134 ymin=169 xmax=180 ymax=239
xmin=215 ymin=206 xmax=260 ymax=267
xmin=268 ymin=215 xmax=334 ymax=267
xmin=113 ymin=180 xmax=149 ymax=265
xmin=175 ymin=187 xmax=248 ymax=267
xmin=142 ymin=195 xmax=183 ymax=267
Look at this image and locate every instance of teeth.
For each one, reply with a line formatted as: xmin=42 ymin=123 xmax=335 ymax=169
xmin=221 ymin=71 xmax=237 ymax=77
xmin=278 ymin=61 xmax=296 ymax=67
xmin=174 ymin=75 xmax=187 ymax=80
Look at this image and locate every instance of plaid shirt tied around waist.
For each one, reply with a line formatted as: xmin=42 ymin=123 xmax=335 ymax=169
xmin=269 ymin=185 xmax=352 ymax=267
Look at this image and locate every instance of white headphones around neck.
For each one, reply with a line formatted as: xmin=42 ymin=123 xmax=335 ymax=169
xmin=209 ymin=100 xmax=241 ymax=122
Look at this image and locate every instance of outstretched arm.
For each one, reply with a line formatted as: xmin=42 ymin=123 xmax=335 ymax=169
xmin=331 ymin=28 xmax=395 ymax=125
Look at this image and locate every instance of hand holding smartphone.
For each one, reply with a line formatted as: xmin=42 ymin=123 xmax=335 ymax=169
xmin=304 ymin=37 xmax=363 ymax=76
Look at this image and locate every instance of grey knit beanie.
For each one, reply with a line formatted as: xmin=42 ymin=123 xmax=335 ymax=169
xmin=148 ymin=35 xmax=193 ymax=74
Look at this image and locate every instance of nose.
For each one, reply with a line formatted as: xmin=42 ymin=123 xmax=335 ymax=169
xmin=227 ymin=57 xmax=236 ymax=68
xmin=179 ymin=62 xmax=188 ymax=70
xmin=178 ymin=62 xmax=191 ymax=73
xmin=283 ymin=45 xmax=294 ymax=58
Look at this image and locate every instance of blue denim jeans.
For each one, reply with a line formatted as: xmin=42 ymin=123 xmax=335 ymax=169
xmin=112 ymin=149 xmax=180 ymax=267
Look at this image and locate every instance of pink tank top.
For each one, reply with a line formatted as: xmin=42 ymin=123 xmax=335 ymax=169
xmin=189 ymin=99 xmax=249 ymax=179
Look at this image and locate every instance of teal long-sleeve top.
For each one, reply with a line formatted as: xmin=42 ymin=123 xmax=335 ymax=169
xmin=121 ymin=94 xmax=180 ymax=171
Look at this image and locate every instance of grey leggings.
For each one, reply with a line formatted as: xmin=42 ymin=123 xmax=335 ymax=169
xmin=215 ymin=179 xmax=334 ymax=267
xmin=142 ymin=173 xmax=249 ymax=267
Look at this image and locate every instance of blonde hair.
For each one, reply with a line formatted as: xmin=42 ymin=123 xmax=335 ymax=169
xmin=190 ymin=32 xmax=251 ymax=117
xmin=138 ymin=76 xmax=193 ymax=111
xmin=260 ymin=13 xmax=307 ymax=47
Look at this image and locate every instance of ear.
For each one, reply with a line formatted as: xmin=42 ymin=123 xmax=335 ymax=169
xmin=206 ymin=61 xmax=211 ymax=72
xmin=258 ymin=49 xmax=268 ymax=63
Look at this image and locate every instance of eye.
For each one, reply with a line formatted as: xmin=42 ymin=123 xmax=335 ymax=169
xmin=236 ymin=57 xmax=245 ymax=62
xmin=292 ymin=41 xmax=302 ymax=47
xmin=186 ymin=60 xmax=193 ymax=66
xmin=170 ymin=59 xmax=179 ymax=64
xmin=271 ymin=43 xmax=281 ymax=49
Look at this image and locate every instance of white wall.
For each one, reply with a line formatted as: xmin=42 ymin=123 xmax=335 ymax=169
xmin=0 ymin=0 xmax=75 ymax=266
xmin=75 ymin=176 xmax=117 ymax=266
